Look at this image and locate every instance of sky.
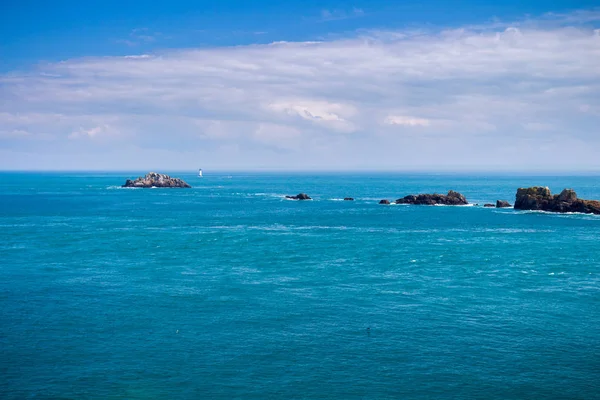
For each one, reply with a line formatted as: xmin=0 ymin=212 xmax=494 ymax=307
xmin=1 ymin=0 xmax=599 ymax=171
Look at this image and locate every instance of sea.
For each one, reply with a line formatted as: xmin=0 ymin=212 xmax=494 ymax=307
xmin=1 ymin=172 xmax=599 ymax=399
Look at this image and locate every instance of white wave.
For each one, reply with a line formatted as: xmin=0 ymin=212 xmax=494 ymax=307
xmin=517 ymin=209 xmax=600 ymax=218
xmin=106 ymin=185 xmax=140 ymax=189
xmin=284 ymin=197 xmax=314 ymax=201
xmin=253 ymin=192 xmax=288 ymax=198
xmin=432 ymin=203 xmax=475 ymax=207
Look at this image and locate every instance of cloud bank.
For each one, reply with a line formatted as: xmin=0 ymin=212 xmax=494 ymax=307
xmin=1 ymin=11 xmax=599 ymax=171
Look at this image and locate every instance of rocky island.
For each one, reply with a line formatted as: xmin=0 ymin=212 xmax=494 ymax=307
xmin=496 ymin=200 xmax=512 ymax=208
xmin=122 ymin=172 xmax=191 ymax=188
xmin=514 ymin=187 xmax=600 ymax=214
xmin=286 ymin=193 xmax=312 ymax=200
xmin=395 ymin=190 xmax=468 ymax=206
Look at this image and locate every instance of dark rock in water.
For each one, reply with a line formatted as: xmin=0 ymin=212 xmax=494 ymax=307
xmin=514 ymin=187 xmax=600 ymax=214
xmin=484 ymin=203 xmax=495 ymax=207
xmin=286 ymin=193 xmax=312 ymax=200
xmin=379 ymin=199 xmax=390 ymax=205
xmin=122 ymin=172 xmax=191 ymax=188
xmin=395 ymin=190 xmax=468 ymax=206
xmin=344 ymin=197 xmax=354 ymax=201
xmin=496 ymin=200 xmax=512 ymax=208
xmin=558 ymin=189 xmax=577 ymax=203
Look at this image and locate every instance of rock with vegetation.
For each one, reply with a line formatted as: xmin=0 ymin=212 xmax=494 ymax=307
xmin=122 ymin=172 xmax=191 ymax=188
xmin=286 ymin=193 xmax=312 ymax=200
xmin=514 ymin=187 xmax=600 ymax=214
xmin=496 ymin=200 xmax=512 ymax=208
xmin=395 ymin=190 xmax=468 ymax=206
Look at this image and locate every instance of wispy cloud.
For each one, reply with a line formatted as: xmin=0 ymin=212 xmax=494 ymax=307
xmin=318 ymin=7 xmax=365 ymax=22
xmin=117 ymin=28 xmax=162 ymax=47
xmin=385 ymin=116 xmax=430 ymax=127
xmin=1 ymin=11 xmax=599 ymax=170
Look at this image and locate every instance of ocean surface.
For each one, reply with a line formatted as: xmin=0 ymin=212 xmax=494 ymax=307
xmin=1 ymin=172 xmax=599 ymax=399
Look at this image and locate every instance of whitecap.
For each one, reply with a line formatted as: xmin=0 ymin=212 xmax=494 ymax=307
xmin=517 ymin=209 xmax=600 ymax=218
xmin=107 ymin=185 xmax=140 ymax=190
xmin=433 ymin=203 xmax=475 ymax=207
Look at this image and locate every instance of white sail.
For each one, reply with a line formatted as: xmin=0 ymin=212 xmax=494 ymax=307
xmin=198 ymin=169 xmax=203 ymax=177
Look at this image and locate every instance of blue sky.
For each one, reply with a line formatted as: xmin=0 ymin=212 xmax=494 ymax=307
xmin=1 ymin=1 xmax=599 ymax=170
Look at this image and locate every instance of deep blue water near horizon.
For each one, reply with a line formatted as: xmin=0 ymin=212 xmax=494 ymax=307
xmin=1 ymin=172 xmax=599 ymax=399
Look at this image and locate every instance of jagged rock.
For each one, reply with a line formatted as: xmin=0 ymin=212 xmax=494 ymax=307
xmin=558 ymin=189 xmax=577 ymax=203
xmin=514 ymin=187 xmax=600 ymax=214
xmin=286 ymin=193 xmax=312 ymax=200
xmin=496 ymin=200 xmax=512 ymax=208
xmin=395 ymin=190 xmax=468 ymax=206
xmin=122 ymin=172 xmax=191 ymax=188
xmin=379 ymin=199 xmax=390 ymax=205
xmin=344 ymin=197 xmax=354 ymax=201
xmin=484 ymin=203 xmax=495 ymax=207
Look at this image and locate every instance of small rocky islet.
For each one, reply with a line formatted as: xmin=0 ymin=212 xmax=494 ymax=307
xmin=379 ymin=190 xmax=469 ymax=206
xmin=122 ymin=172 xmax=191 ymax=188
xmin=514 ymin=187 xmax=600 ymax=214
xmin=396 ymin=190 xmax=468 ymax=205
xmin=286 ymin=193 xmax=312 ymax=200
xmin=496 ymin=200 xmax=512 ymax=208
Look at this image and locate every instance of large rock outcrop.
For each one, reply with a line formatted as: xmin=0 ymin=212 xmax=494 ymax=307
xmin=122 ymin=172 xmax=191 ymax=188
xmin=286 ymin=193 xmax=312 ymax=200
xmin=514 ymin=187 xmax=600 ymax=214
xmin=395 ymin=190 xmax=468 ymax=206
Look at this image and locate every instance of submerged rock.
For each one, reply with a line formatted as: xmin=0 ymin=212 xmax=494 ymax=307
xmin=496 ymin=200 xmax=512 ymax=208
xmin=395 ymin=190 xmax=468 ymax=206
xmin=379 ymin=199 xmax=390 ymax=205
xmin=484 ymin=203 xmax=495 ymax=207
xmin=286 ymin=193 xmax=312 ymax=200
xmin=344 ymin=197 xmax=354 ymax=201
xmin=122 ymin=172 xmax=191 ymax=188
xmin=514 ymin=187 xmax=600 ymax=214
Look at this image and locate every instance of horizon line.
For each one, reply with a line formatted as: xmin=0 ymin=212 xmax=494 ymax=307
xmin=2 ymin=169 xmax=600 ymax=176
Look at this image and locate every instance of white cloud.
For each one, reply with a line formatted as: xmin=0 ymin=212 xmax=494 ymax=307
xmin=0 ymin=129 xmax=31 ymax=138
xmin=267 ymin=101 xmax=357 ymax=132
xmin=68 ymin=125 xmax=112 ymax=139
xmin=523 ymin=122 xmax=554 ymax=131
xmin=384 ymin=116 xmax=431 ymax=127
xmin=253 ymin=123 xmax=302 ymax=150
xmin=1 ymin=11 xmax=599 ymax=170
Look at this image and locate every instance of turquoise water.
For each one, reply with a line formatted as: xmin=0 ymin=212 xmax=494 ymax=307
xmin=1 ymin=172 xmax=599 ymax=399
